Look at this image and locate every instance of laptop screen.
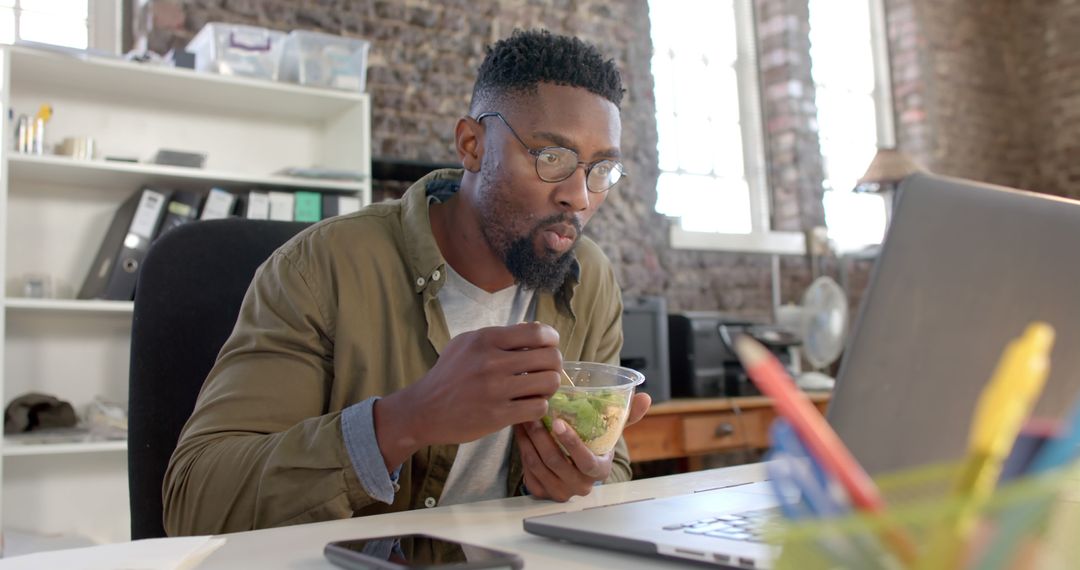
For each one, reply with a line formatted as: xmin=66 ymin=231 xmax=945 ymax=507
xmin=827 ymin=173 xmax=1080 ymax=474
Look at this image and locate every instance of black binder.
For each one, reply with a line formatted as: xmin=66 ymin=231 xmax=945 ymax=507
xmin=78 ymin=187 xmax=170 ymax=300
xmin=155 ymin=190 xmax=202 ymax=238
xmin=321 ymin=193 xmax=362 ymax=219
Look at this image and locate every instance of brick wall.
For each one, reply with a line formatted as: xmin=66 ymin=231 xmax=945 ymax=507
xmin=139 ymin=0 xmax=808 ymax=318
xmin=887 ymin=0 xmax=1080 ymax=199
xmin=887 ymin=0 xmax=1034 ymax=189
xmin=1018 ymin=2 xmax=1080 ymax=198
xmin=756 ymin=0 xmax=826 ymax=311
xmin=135 ymin=0 xmax=1080 ymax=320
xmin=757 ymin=0 xmax=825 ymax=233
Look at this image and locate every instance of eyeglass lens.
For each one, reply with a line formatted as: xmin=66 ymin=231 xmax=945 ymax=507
xmin=479 ymin=112 xmax=625 ymax=192
xmin=534 ymin=148 xmax=622 ymax=192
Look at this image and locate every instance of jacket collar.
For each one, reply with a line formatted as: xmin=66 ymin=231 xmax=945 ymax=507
xmin=399 ymin=168 xmax=581 ymax=306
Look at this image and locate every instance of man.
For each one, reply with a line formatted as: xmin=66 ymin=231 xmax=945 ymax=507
xmin=164 ymin=29 xmax=651 ymax=536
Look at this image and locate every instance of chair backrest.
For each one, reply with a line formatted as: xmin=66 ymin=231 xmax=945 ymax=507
xmin=128 ymin=218 xmax=310 ymax=539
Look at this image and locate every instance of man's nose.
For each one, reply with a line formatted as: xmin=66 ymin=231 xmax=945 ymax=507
xmin=553 ymin=166 xmax=590 ymax=212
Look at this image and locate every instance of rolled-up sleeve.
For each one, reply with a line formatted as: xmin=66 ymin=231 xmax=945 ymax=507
xmin=341 ymin=398 xmax=402 ymax=504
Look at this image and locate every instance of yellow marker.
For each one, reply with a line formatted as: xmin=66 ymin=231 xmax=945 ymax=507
xmin=35 ymin=104 xmax=52 ymax=122
xmin=30 ymin=104 xmax=53 ymax=155
xmin=919 ymin=322 xmax=1055 ymax=570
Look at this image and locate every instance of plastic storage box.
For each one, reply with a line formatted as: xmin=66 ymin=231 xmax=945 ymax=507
xmin=277 ymin=30 xmax=370 ymax=92
xmin=186 ymin=22 xmax=286 ymax=79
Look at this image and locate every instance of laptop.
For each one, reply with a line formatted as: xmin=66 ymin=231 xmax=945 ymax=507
xmin=524 ymin=172 xmax=1080 ymax=568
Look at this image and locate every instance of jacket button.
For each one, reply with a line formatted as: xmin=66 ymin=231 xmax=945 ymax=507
xmin=424 ymin=497 xmax=437 ymax=508
xmin=431 ymin=270 xmax=441 ymax=281
xmin=416 ymin=277 xmax=425 ymax=287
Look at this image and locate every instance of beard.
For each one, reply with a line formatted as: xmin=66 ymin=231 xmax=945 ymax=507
xmin=476 ymin=167 xmax=581 ymax=292
xmin=501 ymin=215 xmax=581 ymax=292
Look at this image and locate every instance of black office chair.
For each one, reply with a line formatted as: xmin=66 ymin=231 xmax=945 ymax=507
xmin=128 ymin=218 xmax=311 ymax=539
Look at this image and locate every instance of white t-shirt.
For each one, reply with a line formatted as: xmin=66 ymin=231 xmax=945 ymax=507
xmin=437 ymin=264 xmax=536 ymax=506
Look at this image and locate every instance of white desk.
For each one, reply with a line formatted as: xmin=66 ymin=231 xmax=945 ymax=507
xmin=197 ymin=463 xmax=766 ymax=569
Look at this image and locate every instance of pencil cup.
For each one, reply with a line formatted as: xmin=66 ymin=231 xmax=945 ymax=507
xmin=765 ymin=461 xmax=1080 ymax=570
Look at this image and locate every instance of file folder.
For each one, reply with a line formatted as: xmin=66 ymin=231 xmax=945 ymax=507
xmin=200 ymin=188 xmax=236 ymax=220
xmin=268 ymin=191 xmax=295 ymax=221
xmin=244 ymin=191 xmax=270 ymax=219
xmin=293 ymin=191 xmax=321 ymax=222
xmin=156 ymin=190 xmax=202 ymax=238
xmin=322 ymin=194 xmax=361 ymax=219
xmin=78 ymin=187 xmax=170 ymax=300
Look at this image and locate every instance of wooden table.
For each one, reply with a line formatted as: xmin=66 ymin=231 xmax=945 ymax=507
xmin=623 ymin=393 xmax=831 ymax=470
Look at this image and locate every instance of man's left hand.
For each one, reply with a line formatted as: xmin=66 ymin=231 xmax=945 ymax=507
xmin=514 ymin=392 xmax=651 ymax=502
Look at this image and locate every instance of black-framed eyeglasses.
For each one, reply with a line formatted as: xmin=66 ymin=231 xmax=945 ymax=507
xmin=475 ymin=112 xmax=627 ymax=193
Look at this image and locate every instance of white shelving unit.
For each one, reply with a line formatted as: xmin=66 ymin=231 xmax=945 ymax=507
xmin=5 ymin=298 xmax=134 ymax=313
xmin=9 ymin=154 xmax=366 ymax=193
xmin=3 ymin=440 xmax=127 ymax=457
xmin=0 ymin=45 xmax=371 ymax=547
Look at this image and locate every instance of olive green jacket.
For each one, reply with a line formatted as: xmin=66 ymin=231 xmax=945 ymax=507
xmin=163 ymin=169 xmax=629 ymax=536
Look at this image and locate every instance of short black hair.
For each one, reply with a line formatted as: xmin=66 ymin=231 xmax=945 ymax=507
xmin=470 ymin=29 xmax=624 ymax=111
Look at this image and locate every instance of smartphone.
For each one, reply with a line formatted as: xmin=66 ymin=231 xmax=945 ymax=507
xmin=324 ymin=533 xmax=524 ymax=570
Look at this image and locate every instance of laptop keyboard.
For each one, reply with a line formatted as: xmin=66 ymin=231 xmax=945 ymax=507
xmin=661 ymin=507 xmax=780 ymax=543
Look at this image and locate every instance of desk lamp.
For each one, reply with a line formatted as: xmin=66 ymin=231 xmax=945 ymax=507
xmin=836 ymin=147 xmax=923 ymax=314
xmin=853 ymin=147 xmax=922 ymax=231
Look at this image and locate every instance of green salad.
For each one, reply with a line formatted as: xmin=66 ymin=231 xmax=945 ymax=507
xmin=543 ymin=389 xmax=628 ymax=454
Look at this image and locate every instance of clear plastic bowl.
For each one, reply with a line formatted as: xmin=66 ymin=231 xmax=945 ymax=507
xmin=544 ymin=361 xmax=645 ymax=456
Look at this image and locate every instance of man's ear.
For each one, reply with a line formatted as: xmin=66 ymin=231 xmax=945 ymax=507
xmin=455 ymin=116 xmax=484 ymax=173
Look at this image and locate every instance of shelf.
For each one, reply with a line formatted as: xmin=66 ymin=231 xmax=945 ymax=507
xmin=8 ymin=45 xmax=365 ymax=122
xmin=1 ymin=528 xmax=97 ymax=557
xmin=8 ymin=154 xmax=366 ymax=193
xmin=2 ymin=439 xmax=127 ymax=457
xmin=0 ymin=42 xmax=370 ymax=546
xmin=5 ymin=298 xmax=134 ymax=314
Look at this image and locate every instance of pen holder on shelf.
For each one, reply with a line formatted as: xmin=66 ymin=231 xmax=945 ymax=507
xmin=765 ymin=461 xmax=1080 ymax=570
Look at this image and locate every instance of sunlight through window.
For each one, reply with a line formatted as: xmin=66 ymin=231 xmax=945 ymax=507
xmin=0 ymin=0 xmax=90 ymax=50
xmin=649 ymin=0 xmax=752 ymax=234
xmin=809 ymin=0 xmax=887 ymax=252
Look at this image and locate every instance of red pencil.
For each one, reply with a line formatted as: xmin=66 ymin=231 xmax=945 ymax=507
xmin=735 ymin=335 xmax=884 ymax=511
xmin=735 ymin=335 xmax=917 ymax=564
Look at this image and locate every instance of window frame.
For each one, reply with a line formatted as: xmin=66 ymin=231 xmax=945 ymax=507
xmin=2 ymin=0 xmax=121 ymax=53
xmin=812 ymin=0 xmax=896 ymax=253
xmin=664 ymin=0 xmax=804 ymax=255
xmin=663 ymin=0 xmax=894 ymax=255
xmin=89 ymin=0 xmax=123 ymax=54
xmin=868 ymin=0 xmax=895 ymax=148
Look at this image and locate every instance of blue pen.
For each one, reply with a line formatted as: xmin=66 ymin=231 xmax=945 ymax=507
xmin=774 ymin=418 xmax=832 ymax=487
xmin=768 ymin=419 xmax=849 ymax=518
xmin=767 ymin=420 xmax=888 ymax=568
xmin=1028 ymin=403 xmax=1080 ymax=474
xmin=766 ymin=450 xmax=814 ymax=520
xmin=974 ymin=402 xmax=1080 ymax=570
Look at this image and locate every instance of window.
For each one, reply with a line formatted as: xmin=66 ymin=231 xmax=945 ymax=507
xmin=0 ymin=0 xmax=119 ymax=53
xmin=810 ymin=0 xmax=894 ymax=253
xmin=648 ymin=0 xmax=804 ymax=254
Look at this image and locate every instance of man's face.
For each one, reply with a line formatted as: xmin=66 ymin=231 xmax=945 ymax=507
xmin=473 ymin=83 xmax=622 ymax=292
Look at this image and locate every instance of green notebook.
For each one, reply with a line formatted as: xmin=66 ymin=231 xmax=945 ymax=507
xmin=294 ymin=191 xmax=322 ymax=222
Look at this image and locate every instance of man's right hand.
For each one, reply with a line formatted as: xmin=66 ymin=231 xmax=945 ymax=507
xmin=373 ymin=322 xmax=562 ymax=470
